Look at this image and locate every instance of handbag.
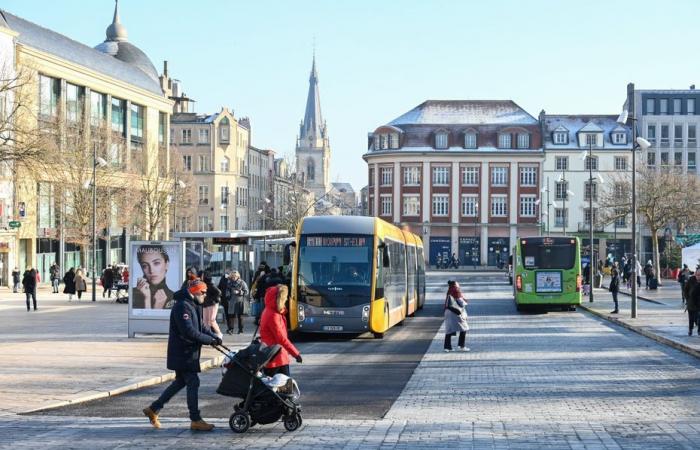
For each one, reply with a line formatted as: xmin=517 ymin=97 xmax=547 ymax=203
xmin=250 ymin=299 xmax=262 ymax=317
xmin=242 ymin=297 xmax=251 ymax=316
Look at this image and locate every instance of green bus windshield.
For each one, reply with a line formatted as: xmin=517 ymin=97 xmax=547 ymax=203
xmin=522 ymin=242 xmax=576 ymax=270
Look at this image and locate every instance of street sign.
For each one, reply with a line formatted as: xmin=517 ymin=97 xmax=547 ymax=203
xmin=8 ymin=221 xmax=20 ymax=229
xmin=213 ymin=237 xmax=248 ymax=245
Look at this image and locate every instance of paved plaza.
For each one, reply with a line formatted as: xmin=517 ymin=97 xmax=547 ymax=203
xmin=2 ymin=274 xmax=700 ymax=448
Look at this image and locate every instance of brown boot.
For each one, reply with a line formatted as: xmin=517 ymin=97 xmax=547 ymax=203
xmin=142 ymin=407 xmax=161 ymax=429
xmin=190 ymin=419 xmax=215 ymax=431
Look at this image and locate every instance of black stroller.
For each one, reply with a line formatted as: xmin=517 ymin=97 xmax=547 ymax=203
xmin=214 ymin=340 xmax=302 ymax=433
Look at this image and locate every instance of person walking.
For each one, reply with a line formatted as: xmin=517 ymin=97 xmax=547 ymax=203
xmin=225 ymin=270 xmax=249 ymax=334
xmin=255 ymin=267 xmax=283 ymax=326
xmin=22 ymin=268 xmax=38 ymax=311
xmin=102 ymin=265 xmax=115 ymax=299
xmin=683 ymin=268 xmax=700 ymax=336
xmin=635 ymin=258 xmax=643 ymax=288
xmin=63 ymin=268 xmax=76 ymax=301
xmin=679 ymin=264 xmax=692 ymax=305
xmin=622 ymin=259 xmax=631 ymax=289
xmin=259 ymin=284 xmax=302 ymax=376
xmin=644 ymin=260 xmax=653 ymax=289
xmin=12 ymin=267 xmax=20 ymax=293
xmin=201 ymin=273 xmax=223 ymax=340
xmin=609 ymin=266 xmax=621 ymax=314
xmin=74 ymin=268 xmax=87 ymax=300
xmin=50 ymin=262 xmax=61 ymax=294
xmin=450 ymin=253 xmax=459 ymax=269
xmin=142 ymin=279 xmax=221 ymax=431
xmin=443 ymin=280 xmax=469 ymax=352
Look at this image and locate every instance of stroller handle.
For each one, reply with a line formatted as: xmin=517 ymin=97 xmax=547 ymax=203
xmin=211 ymin=343 xmax=233 ymax=356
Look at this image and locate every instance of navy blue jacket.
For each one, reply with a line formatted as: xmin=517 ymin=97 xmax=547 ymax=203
xmin=167 ymin=288 xmax=218 ymax=372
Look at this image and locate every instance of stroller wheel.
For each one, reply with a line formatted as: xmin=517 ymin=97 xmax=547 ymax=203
xmin=283 ymin=413 xmax=302 ymax=432
xmin=229 ymin=411 xmax=251 ymax=433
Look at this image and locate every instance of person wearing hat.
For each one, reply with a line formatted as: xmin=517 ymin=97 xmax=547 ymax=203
xmin=143 ymin=279 xmax=222 ymax=431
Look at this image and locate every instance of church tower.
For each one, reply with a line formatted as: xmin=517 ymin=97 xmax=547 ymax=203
xmin=295 ymin=56 xmax=331 ymax=199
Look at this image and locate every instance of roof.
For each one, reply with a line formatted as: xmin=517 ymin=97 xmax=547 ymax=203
xmin=388 ymin=100 xmax=538 ymax=126
xmin=542 ymin=115 xmax=633 ymax=149
xmin=1 ymin=9 xmax=163 ymax=96
xmin=300 ymin=216 xmax=376 ymax=235
xmin=300 ymin=56 xmax=324 ymax=141
xmin=332 ymin=182 xmax=355 ymax=193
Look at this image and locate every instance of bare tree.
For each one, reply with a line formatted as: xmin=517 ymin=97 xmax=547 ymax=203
xmin=599 ymin=166 xmax=700 ymax=280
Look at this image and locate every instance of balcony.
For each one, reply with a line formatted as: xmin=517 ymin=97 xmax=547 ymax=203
xmin=578 ymin=222 xmax=604 ymax=233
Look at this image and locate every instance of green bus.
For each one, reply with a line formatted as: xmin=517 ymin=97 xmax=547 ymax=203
xmin=512 ymin=236 xmax=582 ymax=311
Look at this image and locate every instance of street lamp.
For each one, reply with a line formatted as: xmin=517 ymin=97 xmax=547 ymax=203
xmin=91 ymin=144 xmax=107 ymax=302
xmin=617 ymin=100 xmax=650 ymax=319
xmin=173 ymin=178 xmax=186 ymax=234
xmin=473 ymin=201 xmax=479 ymax=269
xmin=557 ymin=172 xmax=567 ymax=235
xmin=257 ymin=197 xmax=271 ymax=263
xmin=586 ymin=139 xmax=595 ymax=303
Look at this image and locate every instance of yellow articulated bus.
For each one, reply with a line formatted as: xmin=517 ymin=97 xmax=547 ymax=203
xmin=287 ymin=216 xmax=425 ymax=338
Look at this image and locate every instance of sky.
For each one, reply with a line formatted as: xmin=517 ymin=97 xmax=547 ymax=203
xmin=5 ymin=0 xmax=700 ymax=192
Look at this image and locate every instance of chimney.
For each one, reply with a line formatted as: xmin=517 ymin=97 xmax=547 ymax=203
xmin=163 ymin=60 xmax=168 ymax=77
xmin=691 ymin=85 xmax=696 ymax=90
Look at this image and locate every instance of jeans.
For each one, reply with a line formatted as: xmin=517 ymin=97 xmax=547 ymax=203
xmin=52 ymin=279 xmax=59 ymax=293
xmin=444 ymin=332 xmax=466 ymax=350
xmin=13 ymin=282 xmax=19 ymax=293
xmin=150 ymin=370 xmax=201 ymax=421
xmin=688 ymin=310 xmax=699 ymax=335
xmin=25 ymin=291 xmax=37 ymax=310
xmin=611 ymin=290 xmax=619 ymax=311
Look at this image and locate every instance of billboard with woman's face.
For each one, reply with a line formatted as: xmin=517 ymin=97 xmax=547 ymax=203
xmin=129 ymin=241 xmax=184 ymax=317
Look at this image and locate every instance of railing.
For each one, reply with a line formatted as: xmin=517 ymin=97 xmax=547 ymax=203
xmin=578 ymin=222 xmax=604 ymax=233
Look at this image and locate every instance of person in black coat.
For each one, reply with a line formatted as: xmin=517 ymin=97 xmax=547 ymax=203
xmin=102 ymin=265 xmax=115 ymax=298
xmin=143 ymin=280 xmax=221 ymax=431
xmin=22 ymin=268 xmax=37 ymax=311
xmin=63 ymin=268 xmax=76 ymax=301
xmin=256 ymin=268 xmax=284 ymax=324
xmin=609 ymin=266 xmax=621 ymax=314
xmin=12 ymin=267 xmax=20 ymax=293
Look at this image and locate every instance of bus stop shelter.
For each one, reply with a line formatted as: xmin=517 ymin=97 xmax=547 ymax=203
xmin=173 ymin=230 xmax=288 ymax=283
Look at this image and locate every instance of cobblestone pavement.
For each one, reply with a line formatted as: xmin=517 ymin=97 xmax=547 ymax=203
xmin=3 ymin=274 xmax=700 ymax=449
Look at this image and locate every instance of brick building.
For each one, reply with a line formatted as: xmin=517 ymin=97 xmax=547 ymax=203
xmin=363 ymin=100 xmax=543 ymax=267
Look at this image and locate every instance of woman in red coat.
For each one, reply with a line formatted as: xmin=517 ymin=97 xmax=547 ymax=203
xmin=259 ymin=284 xmax=302 ymax=376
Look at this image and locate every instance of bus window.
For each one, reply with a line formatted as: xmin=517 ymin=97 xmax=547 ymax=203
xmin=375 ymin=247 xmax=384 ymax=299
xmin=522 ymin=242 xmax=575 ymax=270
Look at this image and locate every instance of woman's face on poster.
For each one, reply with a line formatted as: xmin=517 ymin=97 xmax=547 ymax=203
xmin=139 ymin=251 xmax=169 ymax=286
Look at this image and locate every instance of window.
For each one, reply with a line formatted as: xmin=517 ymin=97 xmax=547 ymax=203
xmin=519 ymin=195 xmax=536 ymax=217
xmin=491 ymin=167 xmax=507 ymax=186
xmin=221 ymin=157 xmax=230 ymax=172
xmin=181 ymin=129 xmax=192 ymax=144
xmin=584 ymin=208 xmax=598 ymax=225
xmin=553 ymin=132 xmax=568 ymax=144
xmin=461 ymin=166 xmax=479 ymax=186
xmin=380 ymin=167 xmax=393 ymax=186
xmin=461 ymin=195 xmax=478 ymax=217
xmin=555 ymin=181 xmax=568 ymax=200
xmin=65 ymin=83 xmax=84 ymax=123
xmin=432 ymin=194 xmax=449 ymax=216
xmin=198 ymin=129 xmax=209 ymax=144
xmin=432 ymin=166 xmax=450 ymax=185
xmin=380 ymin=195 xmax=392 ymax=216
xmin=435 ymin=132 xmax=448 ymax=149
xmin=37 ymin=182 xmax=55 ymax=229
xmin=614 ymin=182 xmax=626 ymax=199
xmin=220 ymin=124 xmax=229 ymax=142
xmin=464 ymin=132 xmax=477 ymax=149
xmin=198 ymin=155 xmax=209 ymax=172
xmin=198 ymin=185 xmax=209 ymax=205
xmin=674 ymin=98 xmax=682 ymax=114
xmin=130 ymin=103 xmax=144 ymax=141
xmin=403 ymin=166 xmax=420 ymax=185
xmin=646 ymin=98 xmax=655 ymax=114
xmin=90 ymin=91 xmax=107 ymax=126
xmin=158 ymin=112 xmax=167 ymax=144
xmin=614 ymin=156 xmax=628 ymax=171
xmin=198 ymin=216 xmax=210 ymax=232
xmin=182 ymin=155 xmax=192 ymax=171
xmin=660 ymin=99 xmax=668 ymax=114
xmin=389 ymin=133 xmax=399 ymax=149
xmin=585 ymin=133 xmax=597 ymax=146
xmin=614 ymin=209 xmax=626 ymax=228
xmin=403 ymin=195 xmax=420 ymax=216
xmin=221 ymin=185 xmax=230 ymax=205
xmin=689 ymin=152 xmax=696 ymax=170
xmin=555 ymin=156 xmax=568 ymax=171
xmin=612 ymin=132 xmax=626 ymax=144
xmin=660 ymin=152 xmax=669 ymax=166
xmin=498 ymin=133 xmax=511 ymax=149
xmin=111 ymin=98 xmax=126 ymax=135
xmin=517 ymin=133 xmax=530 ymax=149
xmin=490 ymin=195 xmax=507 ymax=217
xmin=584 ymin=182 xmax=597 ymax=201
xmin=38 ymin=75 xmax=60 ymax=118
xmin=688 ymin=99 xmax=696 ymax=115
xmin=647 ymin=124 xmax=656 ymax=144
xmin=220 ymin=215 xmax=229 ymax=231
xmin=673 ymin=125 xmax=683 ymax=147
xmin=689 ymin=125 xmax=697 ymax=147
xmin=519 ymin=167 xmax=537 ymax=186
xmin=675 ymin=152 xmax=683 ymax=166
xmin=555 ymin=208 xmax=568 ymax=228
xmin=307 ymin=159 xmax=315 ymax=181
xmin=584 ymin=156 xmax=598 ymax=171
xmin=369 ymin=168 xmax=375 ymax=186
xmin=647 ymin=152 xmax=656 ymax=167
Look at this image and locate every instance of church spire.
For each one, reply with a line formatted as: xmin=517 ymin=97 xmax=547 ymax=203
xmin=300 ymin=54 xmax=323 ymax=145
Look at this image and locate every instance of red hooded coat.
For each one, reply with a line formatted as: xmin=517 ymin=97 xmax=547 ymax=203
xmin=260 ymin=285 xmax=300 ymax=368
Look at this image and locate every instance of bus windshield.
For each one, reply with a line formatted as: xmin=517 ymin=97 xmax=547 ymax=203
xmin=297 ymin=234 xmax=373 ymax=308
xmin=522 ymin=239 xmax=576 ymax=270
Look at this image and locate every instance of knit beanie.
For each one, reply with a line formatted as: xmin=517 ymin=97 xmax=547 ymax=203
xmin=188 ymin=279 xmax=207 ymax=295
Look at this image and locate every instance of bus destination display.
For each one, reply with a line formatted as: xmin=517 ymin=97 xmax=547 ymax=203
xmin=306 ymin=236 xmax=368 ymax=247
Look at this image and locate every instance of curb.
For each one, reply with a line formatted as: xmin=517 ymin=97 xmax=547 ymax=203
xmin=19 ymin=355 xmax=225 ymax=415
xmin=594 ymin=287 xmax=667 ymax=305
xmin=578 ymin=304 xmax=700 ymax=360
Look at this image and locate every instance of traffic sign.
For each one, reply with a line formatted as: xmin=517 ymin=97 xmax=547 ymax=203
xmin=9 ymin=221 xmax=21 ymax=229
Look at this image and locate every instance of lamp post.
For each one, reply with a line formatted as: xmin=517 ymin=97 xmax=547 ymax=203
xmin=257 ymin=197 xmax=271 ymax=263
xmin=558 ymin=171 xmax=567 ymax=236
xmin=617 ymin=101 xmax=650 ymax=318
xmin=473 ymin=201 xmax=479 ymax=269
xmin=172 ymin=177 xmax=186 ymax=234
xmin=91 ymin=144 xmax=107 ymax=302
xmin=587 ymin=140 xmax=595 ymax=303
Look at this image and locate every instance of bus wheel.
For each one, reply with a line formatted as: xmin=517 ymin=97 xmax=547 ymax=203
xmin=373 ymin=332 xmax=384 ymax=339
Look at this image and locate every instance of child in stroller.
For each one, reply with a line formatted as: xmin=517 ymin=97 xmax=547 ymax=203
xmin=214 ymin=340 xmax=302 ymax=433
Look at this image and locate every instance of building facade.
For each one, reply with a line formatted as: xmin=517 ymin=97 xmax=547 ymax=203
xmin=364 ymin=100 xmax=543 ymax=267
xmin=248 ymin=145 xmax=274 ymax=229
xmin=0 ymin=5 xmax=172 ymax=282
xmin=540 ymin=113 xmax=633 ymax=262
